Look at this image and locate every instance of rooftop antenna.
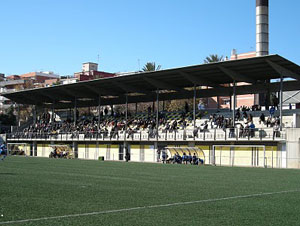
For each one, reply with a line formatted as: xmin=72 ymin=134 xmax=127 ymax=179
xmin=97 ymin=53 xmax=100 ymax=64
xmin=138 ymin=59 xmax=140 ymax=71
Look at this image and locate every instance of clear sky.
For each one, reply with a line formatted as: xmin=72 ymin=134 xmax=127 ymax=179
xmin=0 ymin=0 xmax=299 ymax=76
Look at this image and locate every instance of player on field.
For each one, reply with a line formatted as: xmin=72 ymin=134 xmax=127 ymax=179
xmin=0 ymin=143 xmax=7 ymax=161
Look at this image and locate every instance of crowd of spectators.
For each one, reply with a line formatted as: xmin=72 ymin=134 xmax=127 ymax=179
xmin=21 ymin=109 xmax=196 ymax=139
xmin=13 ymin=100 xmax=284 ymax=140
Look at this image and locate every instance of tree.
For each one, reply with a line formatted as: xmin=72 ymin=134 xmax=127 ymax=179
xmin=204 ymin=54 xmax=223 ymax=64
xmin=204 ymin=54 xmax=233 ymax=111
xmin=52 ymin=80 xmax=61 ymax=86
xmin=142 ymin=62 xmax=161 ymax=72
xmin=0 ymin=106 xmax=16 ymax=126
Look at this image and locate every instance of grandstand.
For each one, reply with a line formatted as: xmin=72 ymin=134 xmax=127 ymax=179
xmin=3 ymin=54 xmax=300 ymax=168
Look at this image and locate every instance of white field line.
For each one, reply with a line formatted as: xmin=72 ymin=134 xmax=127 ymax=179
xmin=0 ymin=189 xmax=299 ymax=225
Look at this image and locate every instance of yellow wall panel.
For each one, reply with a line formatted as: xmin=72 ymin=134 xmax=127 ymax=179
xmin=110 ymin=147 xmax=119 ymax=161
xmin=87 ymin=144 xmax=97 ymax=160
xmin=130 ymin=145 xmax=140 ymax=162
xmin=98 ymin=145 xmax=107 ymax=160
xmin=78 ymin=144 xmax=86 ymax=159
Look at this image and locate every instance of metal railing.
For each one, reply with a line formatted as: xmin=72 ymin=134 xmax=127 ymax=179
xmin=6 ymin=127 xmax=286 ymax=142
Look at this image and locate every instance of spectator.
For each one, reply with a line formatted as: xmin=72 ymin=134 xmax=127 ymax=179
xmin=235 ymin=109 xmax=241 ymax=120
xmin=147 ymin=106 xmax=152 ymax=115
xmin=156 ymin=149 xmax=161 ymax=162
xmin=259 ymin=113 xmax=265 ymax=124
xmin=187 ymin=152 xmax=192 ymax=164
xmin=162 ymin=150 xmax=168 ymax=164
xmin=125 ymin=149 xmax=130 ymax=162
xmin=198 ymin=101 xmax=205 ymax=110
xmin=273 ymin=123 xmax=280 ymax=138
xmin=272 ymin=95 xmax=279 ymax=110
xmin=184 ymin=102 xmax=189 ymax=114
xmin=269 ymin=106 xmax=275 ymax=117
xmin=104 ymin=108 xmax=108 ymax=116
xmin=192 ymin=153 xmax=198 ymax=165
xmin=249 ymin=122 xmax=255 ymax=137
xmin=193 ymin=126 xmax=198 ymax=138
xmin=182 ymin=152 xmax=187 ymax=164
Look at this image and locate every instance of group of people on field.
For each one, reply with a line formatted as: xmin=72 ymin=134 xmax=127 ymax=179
xmin=49 ymin=147 xmax=70 ymax=159
xmin=159 ymin=150 xmax=204 ymax=165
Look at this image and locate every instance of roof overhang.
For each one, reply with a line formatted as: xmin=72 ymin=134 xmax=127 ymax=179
xmin=3 ymin=54 xmax=300 ymax=109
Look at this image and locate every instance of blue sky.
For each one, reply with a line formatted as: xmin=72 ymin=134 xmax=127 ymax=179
xmin=0 ymin=0 xmax=299 ymax=76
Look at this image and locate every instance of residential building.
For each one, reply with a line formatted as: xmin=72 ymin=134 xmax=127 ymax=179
xmin=20 ymin=71 xmax=59 ymax=84
xmin=0 ymin=75 xmax=29 ymax=113
xmin=74 ymin=62 xmax=115 ymax=81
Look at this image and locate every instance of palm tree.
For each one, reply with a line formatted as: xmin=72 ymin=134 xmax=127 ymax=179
xmin=142 ymin=62 xmax=161 ymax=72
xmin=204 ymin=54 xmax=223 ymax=64
xmin=203 ymin=54 xmax=224 ymax=110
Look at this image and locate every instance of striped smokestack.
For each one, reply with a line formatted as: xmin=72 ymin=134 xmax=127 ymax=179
xmin=256 ymin=0 xmax=269 ymax=56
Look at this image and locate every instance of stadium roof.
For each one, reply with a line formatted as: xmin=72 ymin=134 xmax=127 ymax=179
xmin=3 ymin=54 xmax=300 ymax=109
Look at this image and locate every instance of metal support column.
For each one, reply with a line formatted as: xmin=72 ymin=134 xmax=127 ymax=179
xmin=229 ymin=83 xmax=232 ymax=111
xmin=33 ymin=141 xmax=37 ymax=156
xmin=135 ymin=102 xmax=138 ymax=114
xmin=232 ymin=81 xmax=236 ymax=127
xmin=74 ymin=97 xmax=77 ymax=126
xmin=156 ymin=90 xmax=159 ymax=140
xmin=72 ymin=141 xmax=78 ymax=158
xmin=51 ymin=102 xmax=55 ymax=123
xmin=110 ymin=105 xmax=113 ymax=116
xmin=152 ymin=101 xmax=155 ymax=113
xmin=98 ymin=95 xmax=101 ymax=130
xmin=280 ymin=76 xmax=283 ymax=130
xmin=33 ymin=105 xmax=37 ymax=125
xmin=193 ymin=85 xmax=196 ymax=128
xmin=17 ymin=104 xmax=20 ymax=131
xmin=124 ymin=94 xmax=128 ymax=142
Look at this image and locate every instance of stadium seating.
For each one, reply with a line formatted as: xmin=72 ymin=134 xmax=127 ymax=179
xmin=7 ymin=107 xmax=295 ymax=142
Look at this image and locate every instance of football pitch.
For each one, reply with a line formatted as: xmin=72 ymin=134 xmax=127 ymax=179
xmin=1 ymin=157 xmax=300 ymax=225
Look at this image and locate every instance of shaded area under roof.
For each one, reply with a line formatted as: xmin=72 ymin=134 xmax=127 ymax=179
xmin=3 ymin=54 xmax=300 ymax=109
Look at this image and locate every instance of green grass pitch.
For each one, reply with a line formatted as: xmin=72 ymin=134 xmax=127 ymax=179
xmin=1 ymin=156 xmax=300 ymax=225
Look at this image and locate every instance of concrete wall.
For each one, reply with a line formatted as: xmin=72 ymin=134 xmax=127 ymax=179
xmin=196 ymin=145 xmax=210 ymax=164
xmin=78 ymin=144 xmax=85 ymax=159
xmin=293 ymin=114 xmax=300 ymax=128
xmin=16 ymin=139 xmax=300 ymax=169
xmin=286 ymin=128 xmax=300 ymax=168
xmin=144 ymin=145 xmax=155 ymax=162
xmin=37 ymin=144 xmax=51 ymax=157
xmin=98 ymin=144 xmax=119 ymax=161
xmin=130 ymin=145 xmax=141 ymax=162
xmin=87 ymin=144 xmax=97 ymax=160
xmin=98 ymin=144 xmax=108 ymax=160
xmin=109 ymin=145 xmax=119 ymax=161
xmin=78 ymin=144 xmax=98 ymax=160
xmin=202 ymin=145 xmax=277 ymax=168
